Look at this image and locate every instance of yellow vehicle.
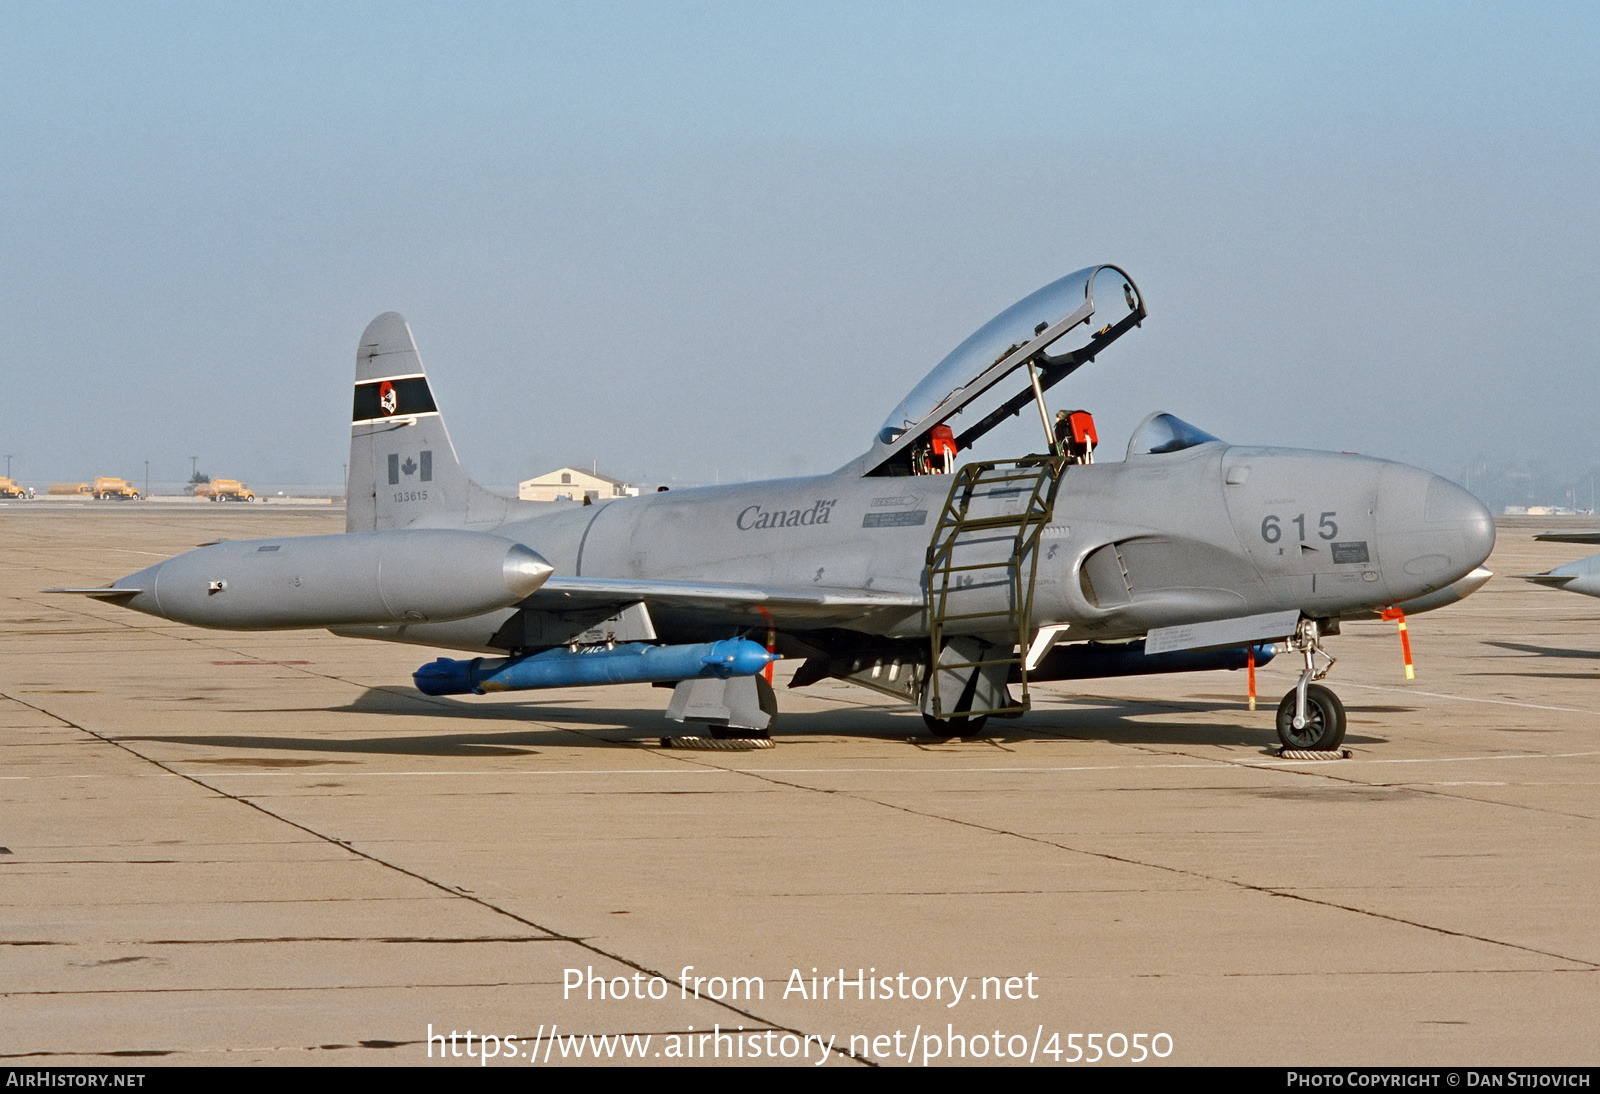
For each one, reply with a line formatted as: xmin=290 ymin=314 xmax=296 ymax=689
xmin=0 ymin=477 xmax=26 ymax=498
xmin=48 ymin=482 xmax=92 ymax=496
xmin=92 ymin=477 xmax=141 ymax=500
xmin=195 ymin=478 xmax=255 ymax=501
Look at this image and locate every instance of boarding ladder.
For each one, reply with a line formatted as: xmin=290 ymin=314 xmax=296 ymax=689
xmin=925 ymin=455 xmax=1066 ymax=719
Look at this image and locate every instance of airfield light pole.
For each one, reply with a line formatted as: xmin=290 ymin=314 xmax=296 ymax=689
xmin=144 ymin=461 xmax=149 ymax=499
xmin=190 ymin=456 xmax=198 ymax=481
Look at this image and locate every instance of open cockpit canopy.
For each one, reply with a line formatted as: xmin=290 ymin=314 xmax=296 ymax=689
xmin=863 ymin=264 xmax=1145 ymax=476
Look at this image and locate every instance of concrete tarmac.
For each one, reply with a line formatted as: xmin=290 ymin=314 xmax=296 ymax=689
xmin=2 ymin=507 xmax=1597 ymax=1066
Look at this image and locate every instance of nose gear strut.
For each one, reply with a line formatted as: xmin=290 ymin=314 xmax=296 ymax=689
xmin=1275 ymin=618 xmax=1346 ymax=751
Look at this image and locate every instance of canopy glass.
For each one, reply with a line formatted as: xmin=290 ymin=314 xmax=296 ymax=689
xmin=877 ymin=265 xmax=1141 ymax=446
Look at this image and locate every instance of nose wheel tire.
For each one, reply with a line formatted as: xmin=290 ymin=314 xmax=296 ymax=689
xmin=1275 ymin=684 xmax=1346 ymax=751
xmin=923 ymin=713 xmax=989 ymax=739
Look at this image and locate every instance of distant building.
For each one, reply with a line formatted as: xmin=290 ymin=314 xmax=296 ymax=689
xmin=518 ymin=467 xmax=639 ymax=503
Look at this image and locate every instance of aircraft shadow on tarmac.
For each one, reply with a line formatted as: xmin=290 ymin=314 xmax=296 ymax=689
xmin=119 ymin=687 xmax=1394 ymax=757
xmin=1021 ymin=695 xmax=1394 ymax=749
xmin=1484 ymin=640 xmax=1600 ymax=660
xmin=1466 ymin=669 xmax=1600 ymax=680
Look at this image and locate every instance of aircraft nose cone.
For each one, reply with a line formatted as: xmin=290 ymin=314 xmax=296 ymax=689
xmin=1425 ymin=475 xmax=1495 ymax=566
xmin=503 ymin=544 xmax=554 ymax=599
xmin=1375 ymin=466 xmax=1495 ymax=596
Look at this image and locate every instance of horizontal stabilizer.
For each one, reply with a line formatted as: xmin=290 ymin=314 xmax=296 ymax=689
xmin=1533 ymin=531 xmax=1600 ymax=544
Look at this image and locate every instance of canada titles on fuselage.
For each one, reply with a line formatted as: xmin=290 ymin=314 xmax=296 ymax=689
xmin=735 ymin=500 xmax=837 ymax=531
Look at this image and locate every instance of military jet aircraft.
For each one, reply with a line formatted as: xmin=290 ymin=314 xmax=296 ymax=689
xmin=1519 ymin=532 xmax=1600 ymax=598
xmin=53 ymin=265 xmax=1495 ymax=751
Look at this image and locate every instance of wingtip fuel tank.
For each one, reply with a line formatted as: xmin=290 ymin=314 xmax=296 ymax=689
xmin=104 ymin=529 xmax=552 ymax=630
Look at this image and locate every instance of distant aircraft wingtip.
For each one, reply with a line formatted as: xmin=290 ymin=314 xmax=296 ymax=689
xmin=1533 ymin=531 xmax=1600 ymax=545
xmin=1514 ymin=573 xmax=1577 ymax=587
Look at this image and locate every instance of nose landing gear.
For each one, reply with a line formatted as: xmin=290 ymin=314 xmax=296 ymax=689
xmin=1276 ymin=619 xmax=1346 ymax=751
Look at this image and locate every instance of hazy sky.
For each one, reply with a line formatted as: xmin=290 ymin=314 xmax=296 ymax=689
xmin=3 ymin=2 xmax=1596 ymax=491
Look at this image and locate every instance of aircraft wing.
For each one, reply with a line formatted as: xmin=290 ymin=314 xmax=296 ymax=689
xmin=525 ymin=576 xmax=923 ymax=626
xmin=1534 ymin=531 xmax=1600 ymax=544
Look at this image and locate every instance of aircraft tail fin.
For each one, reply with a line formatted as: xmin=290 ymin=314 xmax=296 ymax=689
xmin=347 ymin=313 xmax=513 ymax=532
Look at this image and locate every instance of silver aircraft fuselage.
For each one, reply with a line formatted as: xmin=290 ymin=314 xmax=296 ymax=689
xmin=381 ymin=441 xmax=1492 ymax=652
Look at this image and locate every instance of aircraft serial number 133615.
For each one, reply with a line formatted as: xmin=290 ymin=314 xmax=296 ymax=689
xmin=54 ymin=265 xmax=1494 ymax=751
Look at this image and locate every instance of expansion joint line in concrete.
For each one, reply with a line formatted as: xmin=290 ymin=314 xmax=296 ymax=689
xmin=3 ymin=692 xmax=869 ymax=1067
xmin=656 ymin=751 xmax=1600 ymax=974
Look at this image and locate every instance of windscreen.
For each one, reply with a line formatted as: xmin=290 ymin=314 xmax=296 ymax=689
xmin=1126 ymin=413 xmax=1223 ymax=458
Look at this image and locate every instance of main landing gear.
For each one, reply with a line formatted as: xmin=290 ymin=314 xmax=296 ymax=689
xmin=1275 ymin=618 xmax=1346 ymax=751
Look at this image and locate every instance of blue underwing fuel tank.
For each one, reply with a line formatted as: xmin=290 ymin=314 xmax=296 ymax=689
xmin=413 ymin=638 xmax=778 ymax=696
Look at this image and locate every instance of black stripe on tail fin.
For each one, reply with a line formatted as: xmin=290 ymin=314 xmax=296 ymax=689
xmin=353 ymin=376 xmax=438 ymax=423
